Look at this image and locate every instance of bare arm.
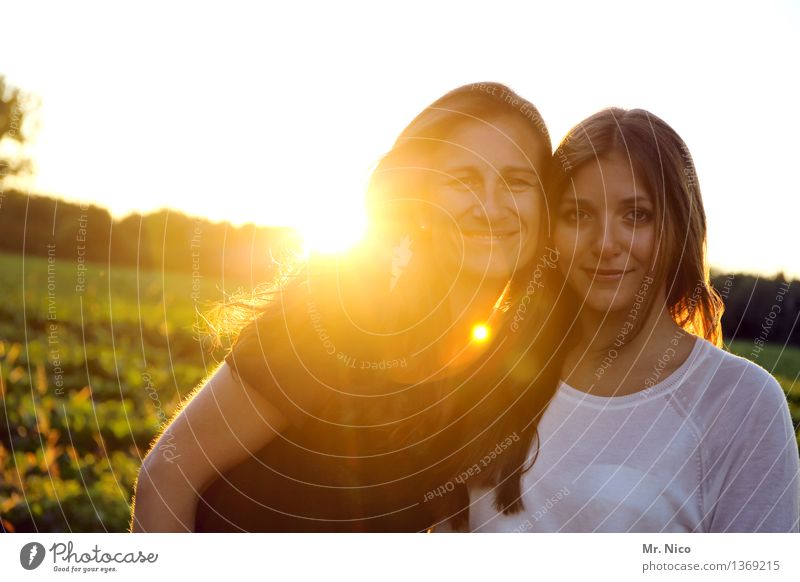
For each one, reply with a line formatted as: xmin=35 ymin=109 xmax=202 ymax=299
xmin=129 ymin=362 xmax=289 ymax=532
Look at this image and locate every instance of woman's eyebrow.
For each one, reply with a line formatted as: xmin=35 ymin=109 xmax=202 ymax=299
xmin=558 ymin=197 xmax=595 ymax=208
xmin=439 ymin=164 xmax=537 ymax=175
xmin=617 ymin=194 xmax=653 ymax=205
xmin=438 ymin=165 xmax=479 ymax=175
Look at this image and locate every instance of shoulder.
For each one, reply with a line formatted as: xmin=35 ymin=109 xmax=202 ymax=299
xmin=674 ymin=339 xmax=789 ymax=433
xmin=696 ymin=340 xmax=785 ymax=403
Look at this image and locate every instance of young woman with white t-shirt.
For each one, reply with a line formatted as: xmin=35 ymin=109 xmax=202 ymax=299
xmin=437 ymin=108 xmax=799 ymax=532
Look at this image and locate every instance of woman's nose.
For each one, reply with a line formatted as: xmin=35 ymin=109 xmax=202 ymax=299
xmin=471 ymin=179 xmax=510 ymax=221
xmin=591 ymin=218 xmax=624 ymax=258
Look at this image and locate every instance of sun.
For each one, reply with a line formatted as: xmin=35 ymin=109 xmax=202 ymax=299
xmin=296 ymin=207 xmax=368 ymax=255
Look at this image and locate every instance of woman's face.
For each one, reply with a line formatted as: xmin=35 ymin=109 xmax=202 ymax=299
xmin=425 ymin=115 xmax=547 ymax=282
xmin=553 ymin=153 xmax=658 ymax=315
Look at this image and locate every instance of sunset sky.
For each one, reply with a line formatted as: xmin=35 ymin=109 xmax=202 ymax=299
xmin=1 ymin=0 xmax=798 ymax=276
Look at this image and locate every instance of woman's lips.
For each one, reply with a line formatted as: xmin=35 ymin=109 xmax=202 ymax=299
xmin=582 ymin=268 xmax=632 ymax=282
xmin=461 ymin=229 xmax=519 ymax=242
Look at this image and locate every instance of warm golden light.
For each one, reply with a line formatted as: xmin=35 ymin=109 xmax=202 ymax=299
xmin=471 ymin=323 xmax=490 ymax=343
xmin=297 ymin=207 xmax=368 ymax=255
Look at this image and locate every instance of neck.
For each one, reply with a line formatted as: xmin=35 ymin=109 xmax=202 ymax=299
xmin=575 ymin=294 xmax=678 ymax=360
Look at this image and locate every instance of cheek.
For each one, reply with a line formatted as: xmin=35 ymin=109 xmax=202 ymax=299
xmin=552 ymin=226 xmax=578 ymax=277
xmin=630 ymin=226 xmax=657 ymax=267
xmin=516 ymin=195 xmax=541 ymax=229
xmin=426 ymin=201 xmax=462 ymax=238
xmin=431 ymin=190 xmax=473 ymax=220
xmin=552 ymin=224 xmax=582 ymax=259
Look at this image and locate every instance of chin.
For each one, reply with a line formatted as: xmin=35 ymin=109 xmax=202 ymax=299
xmin=582 ymin=292 xmax=635 ymax=315
xmin=464 ymin=254 xmax=521 ymax=281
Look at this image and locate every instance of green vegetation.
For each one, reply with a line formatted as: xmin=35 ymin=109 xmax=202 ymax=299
xmin=0 ymin=251 xmax=238 ymax=532
xmin=1 ymin=252 xmax=798 ymax=532
xmin=727 ymin=339 xmax=800 ymax=443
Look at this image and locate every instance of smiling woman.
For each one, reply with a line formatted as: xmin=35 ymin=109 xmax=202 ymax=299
xmin=130 ymin=81 xmax=567 ymax=533
xmin=554 ymin=153 xmax=659 ymax=314
xmin=443 ymin=107 xmax=800 ymax=532
xmin=424 ymin=114 xmax=546 ymax=281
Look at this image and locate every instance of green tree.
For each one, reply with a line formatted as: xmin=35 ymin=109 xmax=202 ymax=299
xmin=0 ymin=74 xmax=34 ymax=182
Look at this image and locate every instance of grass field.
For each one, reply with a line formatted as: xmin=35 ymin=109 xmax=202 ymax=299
xmin=1 ymin=251 xmax=798 ymax=532
xmin=0 ymin=250 xmax=237 ymax=532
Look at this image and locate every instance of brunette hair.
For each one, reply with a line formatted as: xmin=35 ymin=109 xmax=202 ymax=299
xmin=205 ymin=83 xmax=563 ymax=531
xmin=548 ymin=107 xmax=724 ymax=346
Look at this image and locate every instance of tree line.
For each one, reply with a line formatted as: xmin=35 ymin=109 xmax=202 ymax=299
xmin=0 ymin=189 xmax=301 ymax=283
xmin=0 ymin=189 xmax=796 ymax=347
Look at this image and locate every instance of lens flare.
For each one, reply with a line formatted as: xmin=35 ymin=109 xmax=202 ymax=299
xmin=471 ymin=323 xmax=490 ymax=342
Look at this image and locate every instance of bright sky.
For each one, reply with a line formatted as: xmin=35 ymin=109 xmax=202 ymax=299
xmin=1 ymin=0 xmax=798 ymax=277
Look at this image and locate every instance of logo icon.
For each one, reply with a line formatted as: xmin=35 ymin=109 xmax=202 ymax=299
xmin=20 ymin=542 xmax=46 ymax=570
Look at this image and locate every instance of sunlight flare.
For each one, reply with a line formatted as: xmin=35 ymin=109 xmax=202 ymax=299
xmin=471 ymin=323 xmax=490 ymax=343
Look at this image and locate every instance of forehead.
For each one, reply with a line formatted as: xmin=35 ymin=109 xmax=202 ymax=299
xmin=434 ymin=115 xmax=546 ymax=170
xmin=566 ymin=153 xmax=653 ymax=203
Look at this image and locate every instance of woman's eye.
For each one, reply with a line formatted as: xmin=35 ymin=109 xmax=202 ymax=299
xmin=626 ymin=209 xmax=651 ymax=222
xmin=506 ymin=178 xmax=537 ymax=192
xmin=447 ymin=177 xmax=479 ymax=190
xmin=561 ymin=209 xmax=588 ymax=222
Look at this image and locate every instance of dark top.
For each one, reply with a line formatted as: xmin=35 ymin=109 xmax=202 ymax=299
xmin=194 ymin=293 xmax=463 ymax=532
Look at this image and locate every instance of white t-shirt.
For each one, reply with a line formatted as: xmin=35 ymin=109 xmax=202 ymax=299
xmin=438 ymin=337 xmax=800 ymax=532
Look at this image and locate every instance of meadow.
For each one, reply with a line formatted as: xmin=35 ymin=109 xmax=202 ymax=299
xmin=1 ymin=251 xmax=798 ymax=532
xmin=0 ymin=250 xmax=236 ymax=532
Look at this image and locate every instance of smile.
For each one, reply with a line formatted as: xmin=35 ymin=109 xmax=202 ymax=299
xmin=582 ymin=268 xmax=633 ymax=282
xmin=462 ymin=230 xmax=519 ymax=242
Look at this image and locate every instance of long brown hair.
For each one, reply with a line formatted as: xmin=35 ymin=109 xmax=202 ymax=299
xmin=548 ymin=107 xmax=724 ymax=346
xmin=435 ymin=108 xmax=728 ymax=531
xmin=204 ymin=82 xmax=564 ymax=530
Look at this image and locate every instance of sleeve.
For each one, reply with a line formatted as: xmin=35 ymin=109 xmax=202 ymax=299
xmin=704 ymin=369 xmax=800 ymax=532
xmin=224 ymin=307 xmax=339 ymax=429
